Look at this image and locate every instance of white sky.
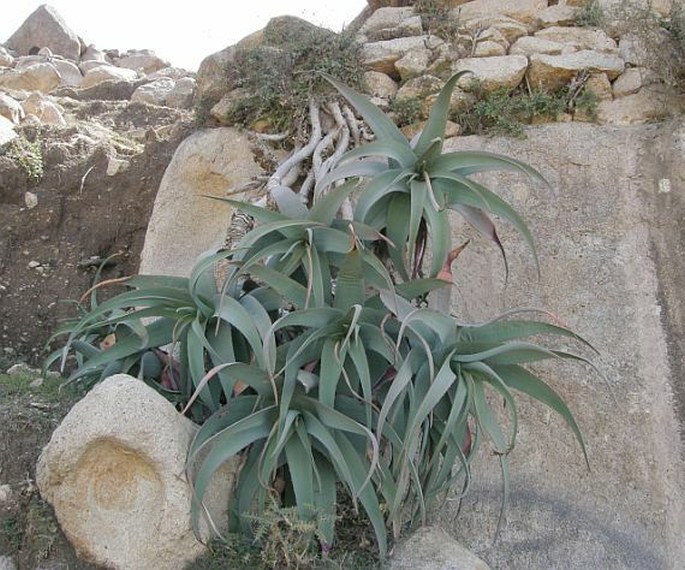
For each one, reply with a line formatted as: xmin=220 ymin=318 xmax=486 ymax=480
xmin=1 ymin=1 xmax=368 ymax=71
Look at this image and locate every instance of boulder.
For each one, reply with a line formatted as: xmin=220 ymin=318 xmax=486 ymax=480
xmin=618 ymin=34 xmax=649 ymax=67
xmin=37 ymin=374 xmax=239 ymax=570
xmin=534 ymin=26 xmax=618 ymax=53
xmin=509 ymin=36 xmax=570 ymax=56
xmin=478 ymin=27 xmax=510 ymax=50
xmin=116 ymin=50 xmax=170 ymax=75
xmin=209 ymin=88 xmax=250 ymax=125
xmin=395 ymin=47 xmax=432 ymax=81
xmin=596 ymin=0 xmax=673 ymax=19
xmin=473 ymin=40 xmax=507 ymax=57
xmin=395 ymin=74 xmax=443 ymax=101
xmin=195 ymin=45 xmax=238 ymax=107
xmin=55 ymin=78 xmax=143 ymax=101
xmin=80 ymin=44 xmax=108 ymax=63
xmin=388 ymin=526 xmax=490 ymax=570
xmin=13 ymin=55 xmax=51 ymax=71
xmin=131 ymin=77 xmax=176 ymax=106
xmin=536 ymin=4 xmax=579 ymax=28
xmin=149 ymin=67 xmax=192 ymax=80
xmin=461 ymin=16 xmax=529 ymax=44
xmin=527 ymin=51 xmax=625 ymax=91
xmin=0 ymin=93 xmax=25 ymax=124
xmin=363 ymin=71 xmax=398 ymax=98
xmin=81 ymin=64 xmax=138 ymax=89
xmin=4 ymin=4 xmax=81 ymax=60
xmin=583 ymin=72 xmax=613 ymax=100
xmin=453 ymin=55 xmax=529 ymax=93
xmin=22 ymin=92 xmax=66 ymax=126
xmin=139 ymin=127 xmax=264 ymax=277
xmin=425 ymin=88 xmax=477 ymax=114
xmin=166 ymin=77 xmax=196 ymax=109
xmin=452 ymin=0 xmax=549 ymax=28
xmin=0 ymin=46 xmax=14 ymax=67
xmin=596 ymin=85 xmax=683 ymax=125
xmin=0 ymin=115 xmax=16 ymax=145
xmin=52 ymin=58 xmax=83 ymax=88
xmin=612 ymin=67 xmax=647 ymax=98
xmin=356 ymin=6 xmax=422 ymax=41
xmin=361 ymin=35 xmax=443 ymax=76
xmin=0 ymin=63 xmax=61 ymax=93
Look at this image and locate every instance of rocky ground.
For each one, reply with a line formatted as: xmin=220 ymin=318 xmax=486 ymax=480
xmin=0 ymin=96 xmax=195 ymax=568
xmin=0 ymin=99 xmax=193 ymax=368
xmin=0 ymin=368 xmax=99 ymax=569
xmin=0 ymin=97 xmax=193 ymax=568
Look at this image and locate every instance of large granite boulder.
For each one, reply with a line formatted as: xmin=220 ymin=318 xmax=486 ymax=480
xmin=139 ymin=127 xmax=264 ymax=277
xmin=452 ymin=0 xmax=549 ymax=28
xmin=453 ymin=55 xmax=529 ymax=93
xmin=0 ymin=62 xmax=61 ymax=93
xmin=388 ymin=526 xmax=490 ymax=570
xmin=37 ymin=374 xmax=239 ymax=570
xmin=527 ymin=50 xmax=625 ymax=91
xmin=4 ymin=4 xmax=81 ymax=60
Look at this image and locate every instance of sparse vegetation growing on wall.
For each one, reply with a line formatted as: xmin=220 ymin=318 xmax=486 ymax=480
xmin=2 ymin=134 xmax=43 ymax=183
xmin=577 ymin=0 xmax=685 ymax=89
xmin=443 ymin=79 xmax=599 ymax=137
xmin=222 ymin=24 xmax=364 ymax=133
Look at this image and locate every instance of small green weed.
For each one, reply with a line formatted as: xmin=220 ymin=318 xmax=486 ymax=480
xmin=415 ymin=0 xmax=461 ymax=40
xmin=390 ymin=96 xmax=425 ymax=127
xmin=190 ymin=495 xmax=380 ymax=569
xmin=222 ymin=23 xmax=363 ymax=132
xmin=576 ymin=0 xmax=605 ymax=28
xmin=453 ymin=85 xmax=564 ymax=137
xmin=2 ymin=515 xmax=23 ymax=552
xmin=3 ymin=135 xmax=43 ymax=183
xmin=0 ymin=373 xmax=67 ymax=402
xmin=453 ymin=79 xmax=599 ymax=137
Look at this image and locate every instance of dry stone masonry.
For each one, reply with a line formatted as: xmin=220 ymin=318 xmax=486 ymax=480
xmin=191 ymin=1 xmax=684 ymax=133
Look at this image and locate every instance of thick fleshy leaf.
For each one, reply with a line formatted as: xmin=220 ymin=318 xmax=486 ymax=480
xmin=335 ymin=247 xmax=365 ymax=309
xmin=428 ymin=150 xmax=550 ymax=188
xmin=188 ymin=405 xmax=277 ymax=537
xmin=452 ymin=204 xmax=508 ymax=277
xmin=434 ymin=174 xmax=539 ymax=271
xmin=386 ymin=193 xmax=411 ymax=280
xmin=315 ymin=159 xmax=388 ymax=195
xmin=455 ymin=341 xmax=558 ymax=365
xmin=493 ymin=363 xmax=588 ymax=466
xmin=337 ymin=139 xmax=416 ymax=169
xmin=308 ymin=180 xmax=358 ymax=224
xmin=271 ymin=184 xmax=308 ymax=218
xmin=203 ymin=195 xmax=287 ymax=225
xmin=354 ymin=168 xmax=412 ymax=225
xmin=414 ymin=71 xmax=471 ymax=157
xmin=460 ymin=319 xmax=598 ymax=353
xmin=66 ymin=318 xmax=175 ymax=383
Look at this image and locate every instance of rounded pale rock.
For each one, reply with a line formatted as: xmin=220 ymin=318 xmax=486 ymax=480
xmin=36 ymin=374 xmax=239 ymax=570
xmin=139 ymin=127 xmax=264 ymax=277
xmin=388 ymin=526 xmax=490 ymax=570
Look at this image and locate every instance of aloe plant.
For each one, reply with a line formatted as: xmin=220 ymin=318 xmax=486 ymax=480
xmin=47 ymin=72 xmax=598 ymax=558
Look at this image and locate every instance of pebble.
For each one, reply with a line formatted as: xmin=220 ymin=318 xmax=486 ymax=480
xmin=28 ymin=260 xmax=41 ymax=268
xmin=24 ymin=191 xmax=38 ymax=209
xmin=0 ymin=484 xmax=12 ymax=504
xmin=0 ymin=555 xmax=17 ymax=570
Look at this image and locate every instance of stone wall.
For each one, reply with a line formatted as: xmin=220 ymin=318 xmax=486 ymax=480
xmin=431 ymin=120 xmax=685 ymax=569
